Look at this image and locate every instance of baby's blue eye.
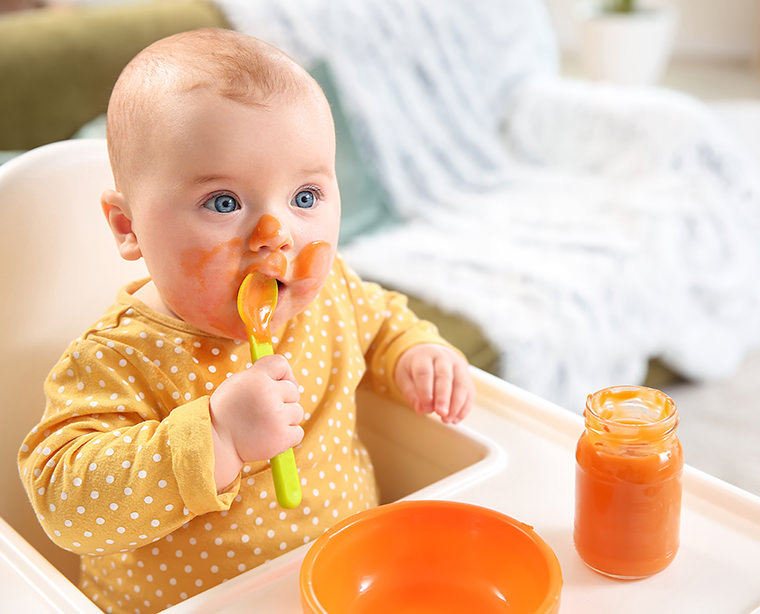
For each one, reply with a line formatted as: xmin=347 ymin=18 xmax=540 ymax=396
xmin=293 ymin=190 xmax=316 ymax=209
xmin=203 ymin=194 xmax=240 ymax=213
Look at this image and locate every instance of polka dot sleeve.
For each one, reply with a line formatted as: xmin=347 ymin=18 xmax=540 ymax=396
xmin=18 ymin=340 xmax=237 ymax=556
xmin=336 ymin=257 xmax=456 ymax=403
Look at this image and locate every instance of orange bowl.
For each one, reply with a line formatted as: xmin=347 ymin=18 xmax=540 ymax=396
xmin=299 ymin=500 xmax=562 ymax=614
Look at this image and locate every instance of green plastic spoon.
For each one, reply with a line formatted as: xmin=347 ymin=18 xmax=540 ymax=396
xmin=237 ymin=273 xmax=302 ymax=509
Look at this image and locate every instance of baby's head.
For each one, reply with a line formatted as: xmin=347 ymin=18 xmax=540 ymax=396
xmin=102 ymin=28 xmax=341 ymax=340
xmin=106 ymin=28 xmax=324 ymax=197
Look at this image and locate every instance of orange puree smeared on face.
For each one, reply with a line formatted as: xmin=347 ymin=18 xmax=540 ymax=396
xmin=291 ymin=241 xmax=333 ymax=293
xmin=574 ymin=386 xmax=683 ymax=579
xmin=171 ymin=213 xmax=334 ymax=340
xmin=171 ymin=238 xmax=246 ymax=336
xmin=238 ymin=215 xmax=333 ymax=342
xmin=251 ymin=213 xmax=284 ymax=243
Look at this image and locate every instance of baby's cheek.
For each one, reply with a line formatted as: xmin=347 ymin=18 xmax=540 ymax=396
xmin=292 ymin=241 xmax=333 ymax=292
xmin=179 ymin=239 xmax=243 ymax=288
xmin=170 ymin=240 xmax=245 ymax=337
xmin=196 ymin=280 xmax=243 ymax=338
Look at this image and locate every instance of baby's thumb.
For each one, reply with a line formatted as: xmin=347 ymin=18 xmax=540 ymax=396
xmin=257 ymin=354 xmax=298 ymax=385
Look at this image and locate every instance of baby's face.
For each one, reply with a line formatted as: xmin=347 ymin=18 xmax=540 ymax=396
xmin=123 ymin=88 xmax=341 ymax=340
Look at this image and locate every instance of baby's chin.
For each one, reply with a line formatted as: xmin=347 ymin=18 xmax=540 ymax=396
xmin=172 ymin=308 xmax=248 ymax=342
xmin=270 ymin=289 xmax=321 ymax=335
xmin=182 ymin=289 xmax=319 ymax=343
xmin=196 ymin=322 xmax=246 ymax=342
xmin=267 ymin=308 xmax=293 ymax=341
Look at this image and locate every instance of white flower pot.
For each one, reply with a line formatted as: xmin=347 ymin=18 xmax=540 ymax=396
xmin=577 ymin=5 xmax=678 ymax=85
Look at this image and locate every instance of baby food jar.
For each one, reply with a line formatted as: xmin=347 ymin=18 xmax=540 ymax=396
xmin=574 ymin=385 xmax=683 ymax=579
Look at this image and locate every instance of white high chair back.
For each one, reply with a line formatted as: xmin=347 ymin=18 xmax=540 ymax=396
xmin=0 ymin=139 xmax=148 ymax=581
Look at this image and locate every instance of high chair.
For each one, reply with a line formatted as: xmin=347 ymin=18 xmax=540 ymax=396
xmin=0 ymin=139 xmax=147 ymax=585
xmin=0 ymin=139 xmax=502 ymax=609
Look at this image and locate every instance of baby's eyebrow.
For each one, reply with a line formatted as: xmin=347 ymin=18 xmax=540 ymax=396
xmin=192 ymin=173 xmax=233 ymax=185
xmin=301 ymin=166 xmax=334 ymax=179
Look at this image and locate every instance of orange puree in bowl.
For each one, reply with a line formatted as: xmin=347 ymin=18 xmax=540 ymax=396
xmin=573 ymin=386 xmax=683 ymax=579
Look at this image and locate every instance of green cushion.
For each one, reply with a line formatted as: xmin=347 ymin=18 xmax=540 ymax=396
xmin=0 ymin=0 xmax=228 ymax=150
xmin=308 ymin=61 xmax=399 ymax=245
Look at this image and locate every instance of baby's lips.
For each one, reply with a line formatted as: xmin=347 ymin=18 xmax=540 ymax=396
xmin=248 ymin=252 xmax=288 ymax=280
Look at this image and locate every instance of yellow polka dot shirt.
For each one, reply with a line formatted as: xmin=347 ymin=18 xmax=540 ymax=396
xmin=18 ymin=256 xmax=449 ymax=614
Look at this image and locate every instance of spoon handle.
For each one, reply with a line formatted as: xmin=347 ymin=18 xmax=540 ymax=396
xmin=248 ymin=336 xmax=302 ymax=509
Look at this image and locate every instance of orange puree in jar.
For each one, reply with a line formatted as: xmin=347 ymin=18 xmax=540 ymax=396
xmin=574 ymin=386 xmax=683 ymax=579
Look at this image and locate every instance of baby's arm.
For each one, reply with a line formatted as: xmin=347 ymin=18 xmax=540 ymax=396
xmin=209 ymin=354 xmax=304 ymax=490
xmin=20 ymin=376 xmax=213 ymax=555
xmin=19 ymin=339 xmax=287 ymax=557
xmin=335 ymin=256 xmax=474 ymax=422
xmin=394 ymin=344 xmax=474 ymax=424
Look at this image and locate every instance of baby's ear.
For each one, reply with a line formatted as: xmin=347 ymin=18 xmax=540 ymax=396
xmin=101 ymin=189 xmax=142 ymax=261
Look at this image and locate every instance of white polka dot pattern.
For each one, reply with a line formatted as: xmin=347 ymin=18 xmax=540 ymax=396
xmin=18 ymin=255 xmax=445 ymax=614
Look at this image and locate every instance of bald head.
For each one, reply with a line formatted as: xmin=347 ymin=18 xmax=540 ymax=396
xmin=106 ymin=28 xmax=326 ymax=196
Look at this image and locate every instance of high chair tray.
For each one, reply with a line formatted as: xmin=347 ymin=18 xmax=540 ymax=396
xmin=1 ymin=369 xmax=758 ymax=612
xmin=162 ymin=368 xmax=760 ymax=614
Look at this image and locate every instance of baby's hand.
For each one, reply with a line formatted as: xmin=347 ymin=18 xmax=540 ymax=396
xmin=394 ymin=344 xmax=474 ymax=424
xmin=209 ymin=355 xmax=304 ymax=489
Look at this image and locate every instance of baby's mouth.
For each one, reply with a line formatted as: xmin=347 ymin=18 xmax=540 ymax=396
xmin=274 ymin=278 xmax=287 ymax=302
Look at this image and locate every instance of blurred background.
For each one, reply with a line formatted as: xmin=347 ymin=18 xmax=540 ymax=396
xmin=548 ymin=0 xmax=760 ymax=499
xmin=545 ymin=3 xmax=760 ymax=498
xmin=548 ymin=0 xmax=760 ymax=96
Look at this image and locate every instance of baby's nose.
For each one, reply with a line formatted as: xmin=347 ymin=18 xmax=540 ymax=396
xmin=248 ymin=214 xmax=293 ymax=252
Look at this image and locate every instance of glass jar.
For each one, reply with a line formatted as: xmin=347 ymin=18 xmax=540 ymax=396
xmin=574 ymin=385 xmax=683 ymax=579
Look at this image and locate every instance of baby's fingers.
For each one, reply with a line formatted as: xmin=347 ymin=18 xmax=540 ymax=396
xmin=395 ymin=368 xmax=426 ymax=414
xmin=275 ymin=378 xmax=301 ymax=404
xmin=257 ymin=354 xmax=299 ymax=387
xmin=271 ymin=402 xmax=305 ymax=456
xmin=411 ymin=359 xmax=438 ymax=414
xmin=283 ymin=422 xmax=305 ymax=452
xmin=445 ymin=369 xmax=475 ymax=424
xmin=431 ymin=359 xmax=454 ymax=420
xmin=395 ymin=356 xmax=433 ymax=413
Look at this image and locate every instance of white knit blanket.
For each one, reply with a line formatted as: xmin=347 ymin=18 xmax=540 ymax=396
xmin=215 ymin=0 xmax=760 ymax=409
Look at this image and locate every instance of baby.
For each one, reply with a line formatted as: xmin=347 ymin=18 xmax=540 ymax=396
xmin=18 ymin=28 xmax=474 ymax=614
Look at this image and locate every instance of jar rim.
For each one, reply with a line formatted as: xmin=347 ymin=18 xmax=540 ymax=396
xmin=585 ymin=385 xmax=678 ymax=440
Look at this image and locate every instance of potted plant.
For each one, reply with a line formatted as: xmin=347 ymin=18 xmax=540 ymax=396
xmin=577 ymin=0 xmax=678 ymax=84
